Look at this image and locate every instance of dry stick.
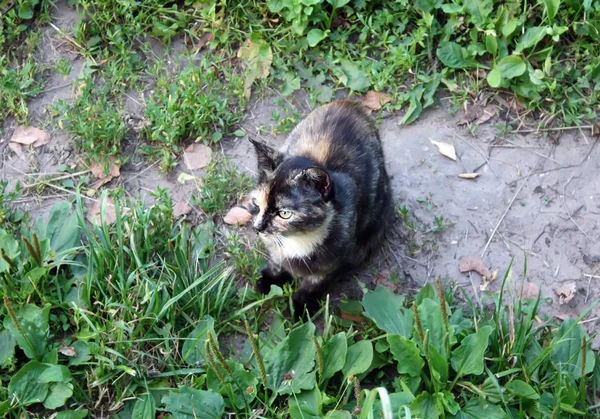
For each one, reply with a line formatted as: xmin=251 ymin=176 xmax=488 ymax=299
xmin=512 ymin=124 xmax=594 ymax=134
xmin=480 ymin=166 xmax=536 ymax=258
xmin=21 ymin=170 xmax=91 ymax=190
xmin=455 ymin=135 xmax=499 ymax=177
xmin=508 ymin=138 xmax=598 ymax=185
xmin=562 ymin=176 xmax=590 ymax=239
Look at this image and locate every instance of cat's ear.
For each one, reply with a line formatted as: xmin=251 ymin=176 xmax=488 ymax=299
xmin=249 ymin=138 xmax=284 ymax=179
xmin=302 ymin=167 xmax=332 ymax=201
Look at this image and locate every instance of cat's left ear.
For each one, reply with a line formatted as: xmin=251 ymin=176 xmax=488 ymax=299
xmin=302 ymin=167 xmax=332 ymax=201
xmin=249 ymin=138 xmax=284 ymax=180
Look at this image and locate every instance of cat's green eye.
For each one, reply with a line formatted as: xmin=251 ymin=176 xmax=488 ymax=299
xmin=278 ymin=210 xmax=293 ymax=219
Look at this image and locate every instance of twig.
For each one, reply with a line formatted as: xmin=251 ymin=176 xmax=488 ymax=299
xmin=562 ymin=176 xmax=589 ymax=239
xmin=481 ymin=166 xmax=535 ymax=258
xmin=22 ymin=170 xmax=90 ymax=190
xmin=455 ymin=135 xmax=498 ymax=177
xmin=583 ymin=274 xmax=600 ymax=279
xmin=42 ymin=82 xmax=73 ymax=94
xmin=512 ymin=125 xmax=594 ymax=134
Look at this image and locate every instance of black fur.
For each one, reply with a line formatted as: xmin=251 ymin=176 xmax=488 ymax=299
xmin=248 ymin=100 xmax=393 ymax=318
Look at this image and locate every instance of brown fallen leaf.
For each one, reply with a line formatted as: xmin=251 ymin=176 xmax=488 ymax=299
xmin=10 ymin=125 xmax=51 ymax=147
xmin=340 ymin=311 xmax=367 ymax=323
xmin=90 ymin=157 xmax=121 ymax=189
xmin=474 ymin=104 xmax=498 ymax=125
xmin=86 ymin=197 xmax=118 ymax=226
xmin=223 ymin=207 xmax=252 ymax=226
xmin=480 ymin=268 xmax=499 ymax=291
xmin=183 ymin=143 xmax=212 ymax=171
xmin=520 ymin=282 xmax=540 ymax=299
xmin=458 ymin=173 xmax=480 ymax=179
xmin=173 ymin=201 xmax=193 ymax=217
xmin=459 ymin=255 xmax=492 ymax=278
xmin=372 ymin=270 xmax=399 ymax=292
xmin=555 ymin=282 xmax=577 ymax=305
xmin=8 ymin=142 xmax=25 ymax=160
xmin=191 ymin=32 xmax=214 ymax=53
xmin=361 ymin=90 xmax=392 ymax=111
xmin=430 ymin=139 xmax=457 ymax=161
xmin=58 ymin=346 xmax=77 ymax=357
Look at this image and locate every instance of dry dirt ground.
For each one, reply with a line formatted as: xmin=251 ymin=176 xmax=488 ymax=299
xmin=2 ymin=0 xmax=599 ymax=348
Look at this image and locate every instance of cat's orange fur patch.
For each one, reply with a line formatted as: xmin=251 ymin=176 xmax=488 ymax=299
xmin=294 ymin=135 xmax=331 ymax=165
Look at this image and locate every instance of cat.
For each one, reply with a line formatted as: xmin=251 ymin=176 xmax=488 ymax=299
xmin=246 ymin=99 xmax=393 ymax=317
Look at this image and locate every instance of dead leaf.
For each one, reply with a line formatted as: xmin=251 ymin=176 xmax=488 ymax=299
xmin=237 ymin=37 xmax=273 ymax=99
xmin=58 ymin=346 xmax=77 ymax=357
xmin=90 ymin=157 xmax=121 ymax=189
xmin=361 ymin=91 xmax=392 ymax=111
xmin=173 ymin=201 xmax=193 ymax=217
xmin=480 ymin=268 xmax=499 ymax=291
xmin=340 ymin=311 xmax=367 ymax=323
xmin=430 ymin=139 xmax=457 ymax=161
xmin=372 ymin=270 xmax=399 ymax=292
xmin=554 ymin=312 xmax=578 ymax=321
xmin=183 ymin=143 xmax=212 ymax=171
xmin=555 ymin=282 xmax=577 ymax=305
xmin=223 ymin=207 xmax=252 ymax=226
xmin=459 ymin=255 xmax=492 ymax=278
xmin=520 ymin=282 xmax=540 ymax=299
xmin=458 ymin=173 xmax=480 ymax=179
xmin=8 ymin=142 xmax=25 ymax=160
xmin=474 ymin=104 xmax=498 ymax=125
xmin=86 ymin=197 xmax=118 ymax=226
xmin=10 ymin=125 xmax=51 ymax=147
xmin=192 ymin=32 xmax=214 ymax=53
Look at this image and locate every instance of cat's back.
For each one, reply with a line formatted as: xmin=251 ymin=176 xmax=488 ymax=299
xmin=283 ymin=100 xmax=382 ymax=171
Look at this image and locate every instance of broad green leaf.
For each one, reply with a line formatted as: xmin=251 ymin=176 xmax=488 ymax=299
xmin=18 ymin=1 xmax=34 ymax=19
xmin=441 ymin=391 xmax=460 ymax=415
xmin=418 ymin=298 xmax=446 ymax=357
xmin=386 ymin=392 xmax=415 ymax=413
xmin=327 ymin=0 xmax=351 ymax=8
xmin=0 ymin=229 xmax=20 ymax=273
xmin=515 ymin=26 xmax=548 ymax=52
xmin=464 ymin=0 xmax=493 ymax=26
xmin=39 ymin=364 xmax=73 ymax=383
xmin=267 ymin=0 xmax=285 ymax=13
xmin=543 ymin=0 xmax=560 ymax=20
xmin=7 ymin=361 xmax=49 ymax=406
xmin=505 ymin=380 xmax=539 ymax=400
xmin=43 ymin=382 xmax=74 ymax=409
xmin=289 ymin=386 xmax=322 ymax=419
xmin=436 ymin=42 xmax=478 ymax=69
xmin=362 ymin=286 xmax=413 ymax=337
xmin=387 ymin=334 xmax=424 ymax=377
xmin=181 ymin=316 xmax=214 ymax=366
xmin=206 ymin=359 xmax=258 ymax=409
xmin=584 ymin=0 xmax=593 ymax=11
xmin=410 ymin=392 xmax=443 ymax=419
xmin=33 ymin=201 xmax=80 ymax=255
xmin=3 ymin=304 xmax=50 ymax=360
xmin=485 ymin=34 xmax=498 ymax=55
xmin=451 ymin=326 xmax=493 ymax=378
xmin=0 ymin=329 xmax=16 ymax=367
xmin=338 ymin=59 xmax=371 ymax=91
xmin=325 ymin=412 xmax=351 ymax=419
xmin=449 ymin=397 xmax=507 ymax=418
xmin=321 ymin=332 xmax=347 ymax=380
xmin=498 ymin=56 xmax=527 ymax=80
xmin=401 ymin=84 xmax=424 ymax=125
xmin=132 ymin=394 xmax=156 ymax=419
xmin=264 ymin=322 xmax=317 ymax=394
xmin=307 ymin=29 xmax=327 ymax=47
xmin=342 ymin=340 xmax=373 ymax=378
xmin=69 ymin=341 xmax=93 ymax=366
xmin=487 ymin=66 xmax=502 ymax=88
xmin=55 ymin=410 xmax=89 ymax=419
xmin=428 ymin=344 xmax=449 ymax=386
xmin=415 ymin=284 xmax=436 ymax=304
xmin=162 ymin=387 xmax=224 ymax=419
xmin=502 ymin=20 xmax=518 ymax=38
xmin=550 ymin=319 xmax=595 ymax=378
xmin=414 ymin=0 xmax=442 ymax=13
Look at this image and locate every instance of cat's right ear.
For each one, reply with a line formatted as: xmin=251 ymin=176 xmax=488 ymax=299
xmin=249 ymin=138 xmax=284 ymax=180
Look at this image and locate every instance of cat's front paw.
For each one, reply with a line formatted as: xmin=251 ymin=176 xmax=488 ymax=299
xmin=292 ymin=289 xmax=321 ymax=320
xmin=256 ymin=268 xmax=293 ymax=294
xmin=255 ymin=276 xmax=272 ymax=295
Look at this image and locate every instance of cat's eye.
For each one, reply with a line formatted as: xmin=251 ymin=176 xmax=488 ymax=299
xmin=278 ymin=210 xmax=293 ymax=219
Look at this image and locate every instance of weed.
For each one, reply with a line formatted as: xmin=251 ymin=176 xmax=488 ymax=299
xmin=192 ymin=158 xmax=253 ymax=216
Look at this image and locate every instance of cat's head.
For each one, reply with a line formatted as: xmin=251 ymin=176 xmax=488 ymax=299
xmin=246 ymin=139 xmax=334 ymax=238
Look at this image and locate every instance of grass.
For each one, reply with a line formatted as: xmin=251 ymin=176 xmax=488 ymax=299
xmin=2 ymin=0 xmax=600 ymax=417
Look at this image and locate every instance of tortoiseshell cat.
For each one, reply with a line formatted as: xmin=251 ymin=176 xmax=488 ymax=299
xmin=246 ymin=100 xmax=393 ymax=316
